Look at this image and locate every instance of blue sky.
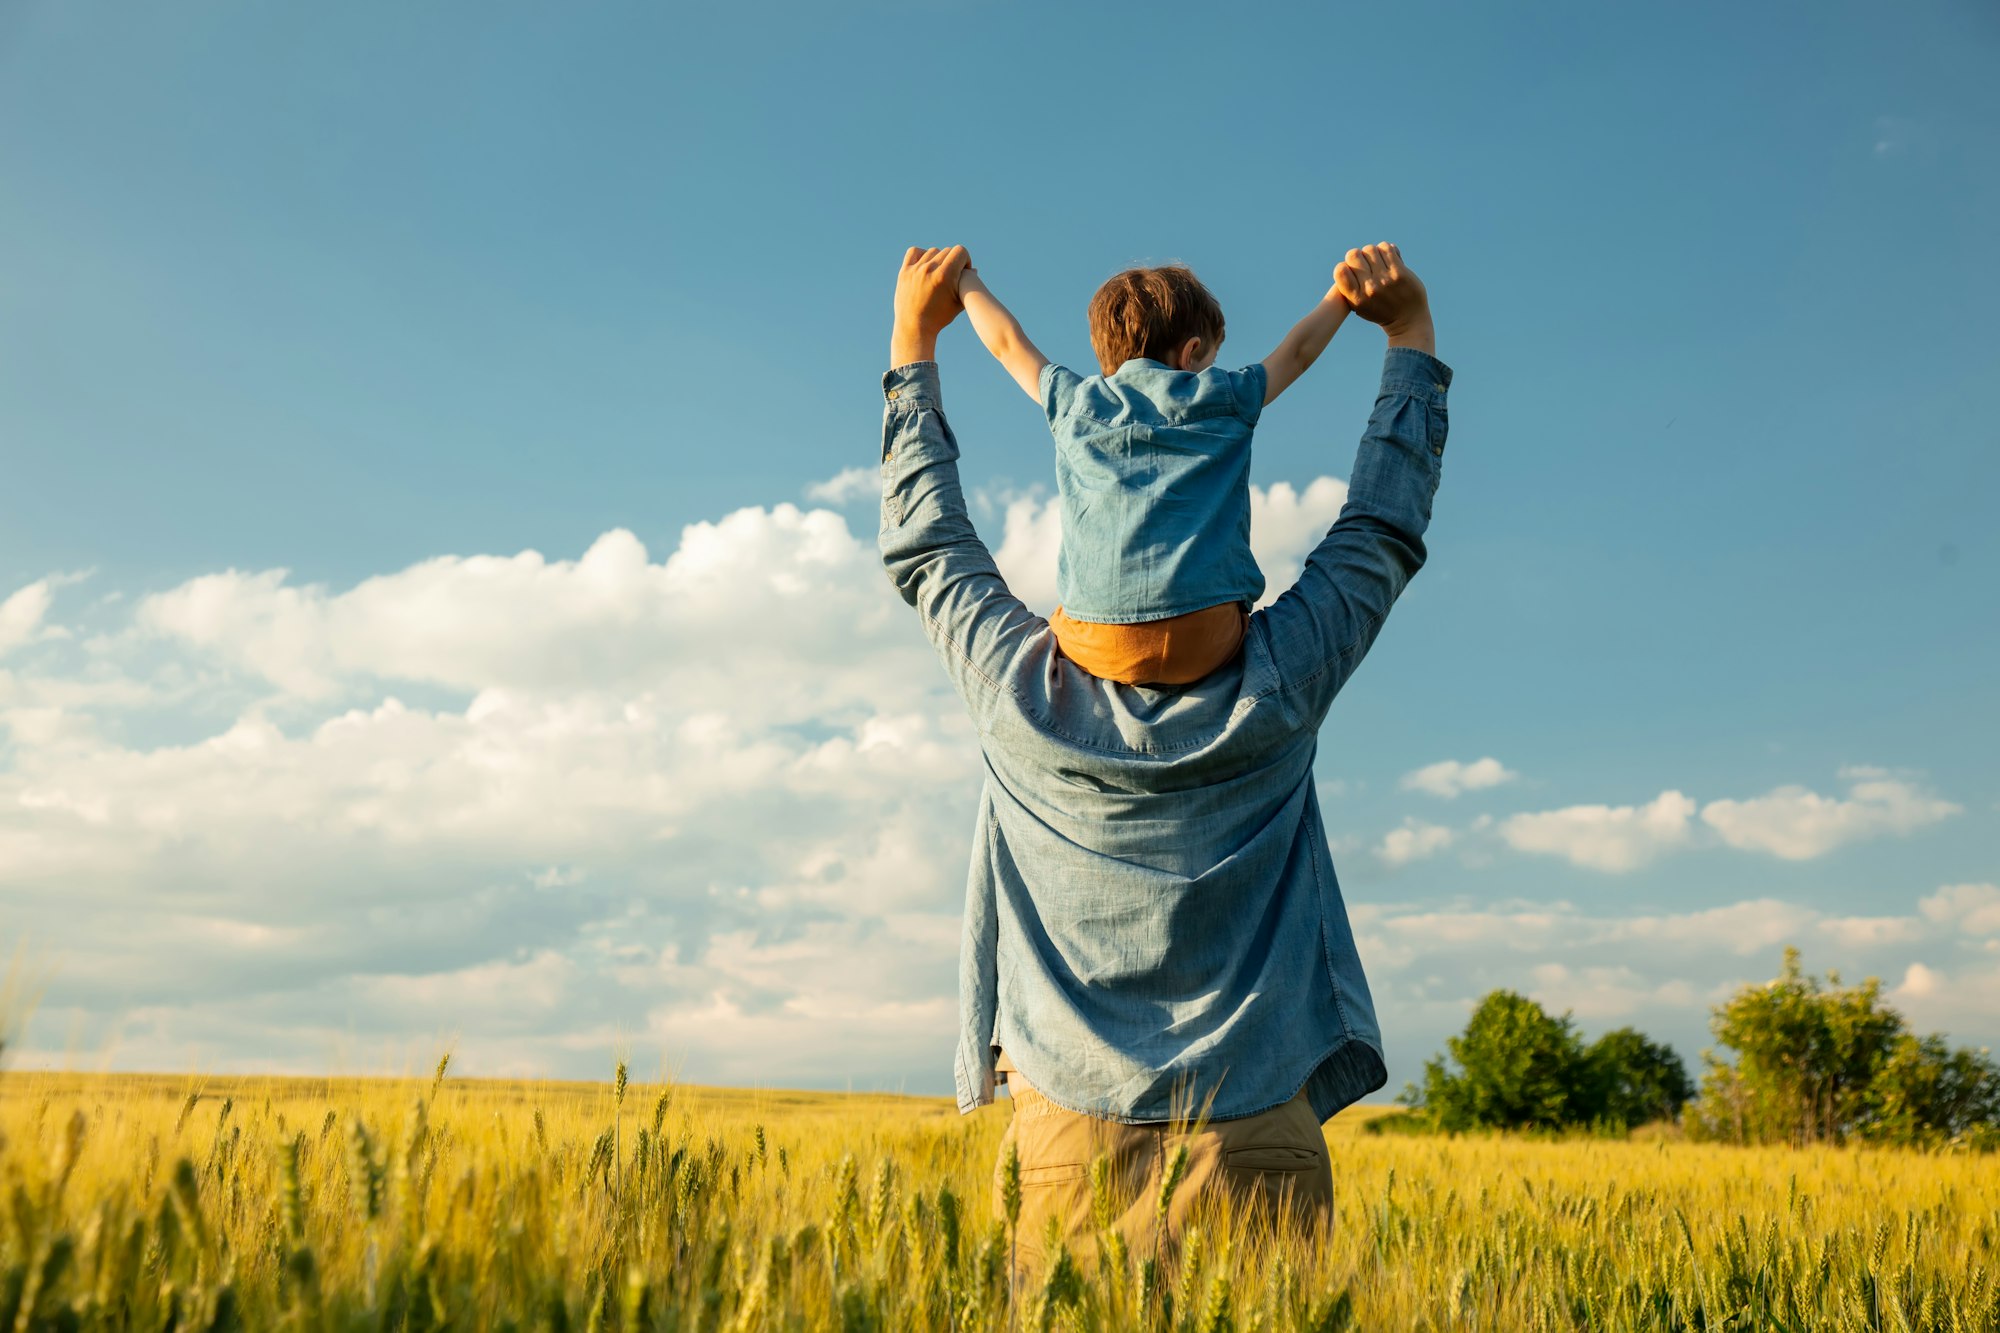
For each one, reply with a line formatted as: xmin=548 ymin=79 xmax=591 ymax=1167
xmin=1 ymin=0 xmax=1994 ymax=1092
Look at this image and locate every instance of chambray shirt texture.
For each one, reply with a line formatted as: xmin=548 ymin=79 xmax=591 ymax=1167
xmin=879 ymin=346 xmax=1453 ymax=1124
xmin=1041 ymin=359 xmax=1269 ymax=624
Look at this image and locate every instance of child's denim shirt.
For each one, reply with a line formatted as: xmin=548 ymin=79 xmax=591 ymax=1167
xmin=1042 ymin=358 xmax=1268 ymax=624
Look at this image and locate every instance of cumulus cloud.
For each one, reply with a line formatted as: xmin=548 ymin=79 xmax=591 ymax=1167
xmin=1498 ymin=790 xmax=1698 ymax=872
xmin=1488 ymin=771 xmax=1960 ymax=873
xmin=1400 ymin=756 xmax=1518 ymax=799
xmin=0 ymin=580 xmax=57 ymax=657
xmin=0 ymin=471 xmax=1385 ymax=1086
xmin=1608 ymin=899 xmax=1818 ymax=956
xmin=2 ymin=481 xmax=1983 ymax=1093
xmin=804 ymin=467 xmax=876 ymax=505
xmin=1699 ymin=771 xmax=1959 ymax=860
xmin=3 ymin=504 xmax=986 ymax=1083
xmin=990 ymin=492 xmax=1064 ymax=611
xmin=1920 ymin=884 xmax=2000 ymax=936
xmin=1377 ymin=819 xmax=1454 ymax=867
xmin=134 ymin=511 xmax=952 ymax=716
xmin=1247 ymin=478 xmax=1353 ymax=597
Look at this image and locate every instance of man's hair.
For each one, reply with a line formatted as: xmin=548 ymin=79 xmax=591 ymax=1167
xmin=1086 ymin=264 xmax=1226 ymax=375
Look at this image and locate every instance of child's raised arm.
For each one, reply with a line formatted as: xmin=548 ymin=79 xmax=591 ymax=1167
xmin=957 ymin=267 xmax=1051 ymax=402
xmin=1259 ymin=274 xmax=1353 ymax=406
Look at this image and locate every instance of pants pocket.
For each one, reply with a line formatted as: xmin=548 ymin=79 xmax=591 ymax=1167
xmin=1222 ymin=1145 xmax=1323 ymax=1173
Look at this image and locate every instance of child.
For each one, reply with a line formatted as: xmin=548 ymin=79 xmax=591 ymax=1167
xmin=957 ymin=258 xmax=1353 ymax=685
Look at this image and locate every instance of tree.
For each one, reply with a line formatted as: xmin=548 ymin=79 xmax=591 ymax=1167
xmin=1583 ymin=1027 xmax=1695 ymax=1129
xmin=1688 ymin=947 xmax=2000 ymax=1147
xmin=1863 ymin=1033 xmax=2000 ymax=1150
xmin=1418 ymin=990 xmax=1590 ymax=1131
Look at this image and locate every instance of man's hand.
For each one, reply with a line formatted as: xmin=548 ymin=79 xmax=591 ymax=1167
xmin=1334 ymin=243 xmax=1435 ymax=357
xmin=891 ymin=245 xmax=972 ymax=368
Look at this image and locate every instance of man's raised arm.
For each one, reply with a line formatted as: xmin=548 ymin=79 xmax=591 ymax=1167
xmin=878 ymin=247 xmax=1043 ymax=718
xmin=1261 ymin=245 xmax=1453 ymax=724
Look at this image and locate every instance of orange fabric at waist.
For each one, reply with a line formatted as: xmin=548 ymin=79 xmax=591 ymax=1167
xmin=1049 ymin=602 xmax=1247 ymax=686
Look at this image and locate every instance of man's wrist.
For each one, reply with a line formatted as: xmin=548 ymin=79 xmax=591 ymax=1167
xmin=1384 ymin=311 xmax=1437 ymax=358
xmin=890 ymin=326 xmax=938 ymax=368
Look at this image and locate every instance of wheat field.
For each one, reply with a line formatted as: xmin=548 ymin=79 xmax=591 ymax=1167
xmin=0 ymin=1067 xmax=1994 ymax=1331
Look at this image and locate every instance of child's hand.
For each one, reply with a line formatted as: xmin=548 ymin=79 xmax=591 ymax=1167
xmin=1334 ymin=243 xmax=1427 ymax=331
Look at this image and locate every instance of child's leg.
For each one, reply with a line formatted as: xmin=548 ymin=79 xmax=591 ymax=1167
xmin=1050 ymin=603 xmax=1247 ymax=686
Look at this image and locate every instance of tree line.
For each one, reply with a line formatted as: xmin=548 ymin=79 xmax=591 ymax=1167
xmin=1391 ymin=947 xmax=2000 ymax=1150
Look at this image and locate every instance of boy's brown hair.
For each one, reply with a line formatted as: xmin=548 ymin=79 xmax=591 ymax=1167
xmin=1086 ymin=264 xmax=1226 ymax=375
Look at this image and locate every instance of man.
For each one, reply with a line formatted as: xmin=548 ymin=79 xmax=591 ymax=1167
xmin=879 ymin=243 xmax=1450 ymax=1268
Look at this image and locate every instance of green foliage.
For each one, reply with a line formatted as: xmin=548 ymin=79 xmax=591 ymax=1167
xmin=1582 ymin=1027 xmax=1696 ymax=1129
xmin=1864 ymin=1032 xmax=2000 ymax=1149
xmin=1412 ymin=991 xmax=1693 ymax=1133
xmin=1419 ymin=990 xmax=1590 ymax=1131
xmin=1688 ymin=946 xmax=2000 ymax=1147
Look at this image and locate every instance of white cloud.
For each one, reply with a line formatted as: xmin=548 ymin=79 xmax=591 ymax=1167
xmin=137 ymin=512 xmax=928 ymax=710
xmin=4 ymin=475 xmax=1365 ymax=1084
xmin=986 ymin=476 xmax=1351 ymax=615
xmin=1498 ymin=790 xmax=1697 ymax=872
xmin=1700 ymin=773 xmax=1959 ymax=860
xmin=1522 ymin=962 xmax=1698 ymax=1023
xmin=804 ymin=467 xmax=876 ymax=505
xmin=1247 ymin=478 xmax=1352 ymax=598
xmin=1377 ymin=819 xmax=1454 ymax=867
xmin=990 ymin=493 xmax=1064 ymax=611
xmin=2 ymin=477 xmax=1985 ymax=1094
xmin=1487 ymin=771 xmax=1960 ymax=873
xmin=0 ymin=580 xmax=57 ymax=657
xmin=1400 ymin=756 xmax=1518 ymax=799
xmin=1819 ymin=915 xmax=1925 ymax=948
xmin=1 ymin=504 xmax=983 ymax=1084
xmin=1608 ymin=899 xmax=1818 ymax=956
xmin=1889 ymin=961 xmax=2000 ymax=1042
xmin=1892 ymin=962 xmax=1941 ymax=999
xmin=1920 ymin=883 xmax=2000 ymax=936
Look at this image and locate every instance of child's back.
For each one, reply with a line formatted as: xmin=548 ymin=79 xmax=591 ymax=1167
xmin=958 ymin=260 xmax=1353 ymax=685
xmin=1041 ymin=357 xmax=1268 ymax=624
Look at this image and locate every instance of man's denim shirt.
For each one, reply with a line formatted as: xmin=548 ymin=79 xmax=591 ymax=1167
xmin=879 ymin=346 xmax=1453 ymax=1124
xmin=1042 ymin=359 xmax=1269 ymax=624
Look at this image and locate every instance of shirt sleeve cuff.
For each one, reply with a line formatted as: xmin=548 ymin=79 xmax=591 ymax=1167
xmin=1380 ymin=346 xmax=1453 ymax=398
xmin=883 ymin=361 xmax=944 ymax=409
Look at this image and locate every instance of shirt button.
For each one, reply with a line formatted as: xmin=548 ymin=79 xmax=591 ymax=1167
xmin=1433 ymin=383 xmax=1445 ymax=393
xmin=886 ymin=389 xmax=900 ymax=400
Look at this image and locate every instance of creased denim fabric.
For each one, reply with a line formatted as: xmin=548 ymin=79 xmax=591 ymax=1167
xmin=878 ymin=347 xmax=1452 ymax=1124
xmin=1042 ymin=358 xmax=1269 ymax=624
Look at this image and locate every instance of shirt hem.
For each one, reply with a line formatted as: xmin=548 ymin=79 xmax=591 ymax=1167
xmin=985 ymin=1035 xmax=1386 ymax=1127
xmin=1055 ymin=595 xmax=1259 ymax=627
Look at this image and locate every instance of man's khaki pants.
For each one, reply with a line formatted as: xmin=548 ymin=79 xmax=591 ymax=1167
xmin=991 ymin=1065 xmax=1334 ymax=1275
